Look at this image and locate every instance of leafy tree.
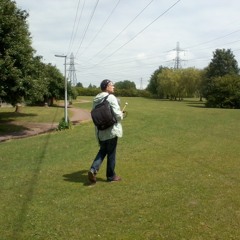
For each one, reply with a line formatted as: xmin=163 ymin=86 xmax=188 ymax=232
xmin=205 ymin=75 xmax=240 ymax=108
xmin=44 ymin=63 xmax=65 ymax=105
xmin=114 ymin=80 xmax=136 ymax=90
xmin=206 ymin=49 xmax=239 ymax=78
xmin=0 ymin=0 xmax=34 ymax=106
xmin=147 ymin=66 xmax=166 ymax=97
xmin=204 ymin=49 xmax=240 ymax=108
xmin=156 ymin=68 xmax=203 ymax=100
xmin=76 ymin=82 xmax=83 ymax=88
xmin=88 ymin=84 xmax=97 ymax=89
xmin=158 ymin=68 xmax=179 ymax=100
xmin=24 ymin=56 xmax=65 ymax=106
xmin=181 ymin=68 xmax=203 ymax=98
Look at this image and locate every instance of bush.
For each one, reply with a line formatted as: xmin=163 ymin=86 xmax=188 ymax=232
xmin=205 ymin=75 xmax=240 ymax=108
xmin=57 ymin=117 xmax=73 ymax=130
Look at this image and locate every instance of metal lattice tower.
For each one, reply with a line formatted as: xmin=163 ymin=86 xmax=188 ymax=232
xmin=68 ymin=53 xmax=77 ymax=86
xmin=173 ymin=42 xmax=185 ymax=69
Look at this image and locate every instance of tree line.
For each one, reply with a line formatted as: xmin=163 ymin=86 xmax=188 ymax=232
xmin=147 ymin=49 xmax=240 ymax=108
xmin=1 ymin=0 xmax=240 ymax=110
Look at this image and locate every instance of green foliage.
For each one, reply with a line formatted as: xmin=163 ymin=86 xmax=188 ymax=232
xmin=76 ymin=87 xmax=100 ymax=96
xmin=0 ymin=0 xmax=34 ymax=105
xmin=57 ymin=117 xmax=73 ymax=131
xmin=24 ymin=56 xmax=65 ymax=105
xmin=76 ymin=82 xmax=83 ymax=88
xmin=147 ymin=65 xmax=167 ymax=97
xmin=114 ymin=80 xmax=136 ymax=90
xmin=155 ymin=68 xmax=203 ymax=100
xmin=204 ymin=49 xmax=240 ymax=108
xmin=206 ymin=49 xmax=239 ymax=78
xmin=75 ymin=86 xmax=150 ymax=98
xmin=0 ymin=1 xmax=65 ymax=106
xmin=205 ymin=75 xmax=240 ymax=108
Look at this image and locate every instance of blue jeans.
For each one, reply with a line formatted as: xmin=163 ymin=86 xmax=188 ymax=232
xmin=90 ymin=137 xmax=118 ymax=180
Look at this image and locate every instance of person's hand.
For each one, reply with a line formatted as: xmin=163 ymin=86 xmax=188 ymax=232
xmin=122 ymin=111 xmax=127 ymax=118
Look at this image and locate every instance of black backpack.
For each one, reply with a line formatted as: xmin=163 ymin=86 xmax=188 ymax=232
xmin=91 ymin=95 xmax=117 ymax=130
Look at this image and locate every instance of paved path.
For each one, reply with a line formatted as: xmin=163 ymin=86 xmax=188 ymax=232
xmin=0 ymin=107 xmax=91 ymax=142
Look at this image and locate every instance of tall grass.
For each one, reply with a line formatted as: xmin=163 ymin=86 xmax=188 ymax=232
xmin=0 ymin=98 xmax=240 ymax=239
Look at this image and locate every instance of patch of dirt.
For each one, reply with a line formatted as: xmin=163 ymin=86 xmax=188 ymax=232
xmin=0 ymin=107 xmax=91 ymax=142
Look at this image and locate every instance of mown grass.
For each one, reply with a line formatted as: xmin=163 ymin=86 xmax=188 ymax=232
xmin=0 ymin=105 xmax=72 ymax=134
xmin=0 ymin=97 xmax=240 ymax=239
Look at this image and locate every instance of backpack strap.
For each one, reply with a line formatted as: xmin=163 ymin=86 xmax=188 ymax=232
xmin=96 ymin=94 xmax=110 ymax=141
xmin=103 ymin=94 xmax=110 ymax=101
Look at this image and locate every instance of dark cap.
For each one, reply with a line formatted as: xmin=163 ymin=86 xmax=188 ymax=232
xmin=100 ymin=79 xmax=111 ymax=91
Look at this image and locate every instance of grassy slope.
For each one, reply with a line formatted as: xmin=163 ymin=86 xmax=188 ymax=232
xmin=0 ymin=98 xmax=240 ymax=240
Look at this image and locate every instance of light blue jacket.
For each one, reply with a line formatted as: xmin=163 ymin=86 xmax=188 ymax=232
xmin=93 ymin=92 xmax=123 ymax=141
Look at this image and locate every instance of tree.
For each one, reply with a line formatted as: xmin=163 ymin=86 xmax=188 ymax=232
xmin=76 ymin=82 xmax=83 ymax=88
xmin=88 ymin=84 xmax=97 ymax=89
xmin=203 ymin=49 xmax=240 ymax=108
xmin=206 ymin=49 xmax=239 ymax=78
xmin=114 ymin=80 xmax=136 ymax=90
xmin=156 ymin=68 xmax=203 ymax=100
xmin=0 ymin=0 xmax=34 ymax=106
xmin=181 ymin=68 xmax=203 ymax=98
xmin=158 ymin=68 xmax=179 ymax=100
xmin=205 ymin=75 xmax=240 ymax=108
xmin=147 ymin=66 xmax=166 ymax=97
xmin=23 ymin=56 xmax=65 ymax=106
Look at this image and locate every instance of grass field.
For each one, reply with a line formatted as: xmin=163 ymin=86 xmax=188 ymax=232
xmin=0 ymin=97 xmax=240 ymax=239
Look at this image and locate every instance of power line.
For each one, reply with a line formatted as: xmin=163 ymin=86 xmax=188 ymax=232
xmin=78 ymin=0 xmax=122 ymax=57
xmin=93 ymin=0 xmax=182 ymax=66
xmin=87 ymin=0 xmax=155 ymax=61
xmin=68 ymin=0 xmax=86 ymax=55
xmin=75 ymin=0 xmax=99 ymax=58
xmin=186 ymin=28 xmax=240 ymax=50
xmin=67 ymin=0 xmax=81 ymax=55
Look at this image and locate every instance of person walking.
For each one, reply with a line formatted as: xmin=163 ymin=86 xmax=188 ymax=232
xmin=88 ymin=79 xmax=123 ymax=184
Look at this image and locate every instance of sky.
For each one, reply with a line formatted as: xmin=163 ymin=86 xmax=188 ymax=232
xmin=14 ymin=0 xmax=240 ymax=88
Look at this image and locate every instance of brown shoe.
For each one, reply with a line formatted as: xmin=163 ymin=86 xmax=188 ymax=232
xmin=88 ymin=170 xmax=96 ymax=184
xmin=108 ymin=176 xmax=121 ymax=182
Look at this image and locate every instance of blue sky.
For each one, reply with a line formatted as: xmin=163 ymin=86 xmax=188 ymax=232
xmin=15 ymin=0 xmax=240 ymax=88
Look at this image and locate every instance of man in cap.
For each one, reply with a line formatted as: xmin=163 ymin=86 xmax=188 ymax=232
xmin=88 ymin=79 xmax=123 ymax=184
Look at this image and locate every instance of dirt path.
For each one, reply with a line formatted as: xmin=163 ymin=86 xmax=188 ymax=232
xmin=0 ymin=107 xmax=91 ymax=142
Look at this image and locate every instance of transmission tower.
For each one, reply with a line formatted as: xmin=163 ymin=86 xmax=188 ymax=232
xmin=173 ymin=42 xmax=185 ymax=69
xmin=68 ymin=53 xmax=77 ymax=86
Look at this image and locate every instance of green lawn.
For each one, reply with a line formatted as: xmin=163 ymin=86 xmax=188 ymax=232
xmin=0 ymin=97 xmax=240 ymax=239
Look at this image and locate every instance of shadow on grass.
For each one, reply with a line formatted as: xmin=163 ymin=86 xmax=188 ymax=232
xmin=149 ymin=98 xmax=206 ymax=108
xmin=0 ymin=121 xmax=30 ymax=135
xmin=186 ymin=102 xmax=206 ymax=108
xmin=0 ymin=112 xmax=37 ymax=121
xmin=11 ymin=107 xmax=60 ymax=239
xmin=0 ymin=112 xmax=37 ymax=136
xmin=63 ymin=170 xmax=106 ymax=186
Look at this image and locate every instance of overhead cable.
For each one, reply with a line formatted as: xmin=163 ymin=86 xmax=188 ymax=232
xmin=75 ymin=0 xmax=100 ymax=57
xmin=88 ymin=0 xmax=155 ymax=61
xmin=67 ymin=0 xmax=81 ymax=55
xmin=78 ymin=0 xmax=122 ymax=57
xmin=93 ymin=0 xmax=182 ymax=66
xmin=68 ymin=0 xmax=86 ymax=55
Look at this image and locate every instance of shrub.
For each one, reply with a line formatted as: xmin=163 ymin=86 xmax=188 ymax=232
xmin=57 ymin=117 xmax=73 ymax=130
xmin=205 ymin=75 xmax=240 ymax=108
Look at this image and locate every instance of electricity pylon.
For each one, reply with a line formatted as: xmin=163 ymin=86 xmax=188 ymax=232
xmin=68 ymin=53 xmax=77 ymax=86
xmin=173 ymin=42 xmax=185 ymax=69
